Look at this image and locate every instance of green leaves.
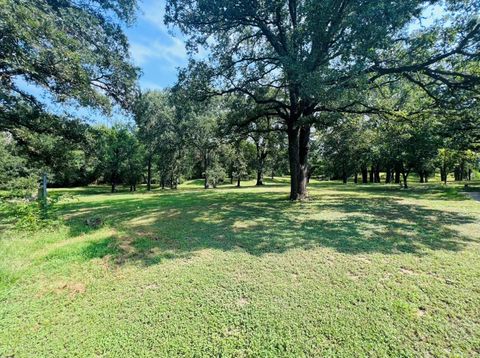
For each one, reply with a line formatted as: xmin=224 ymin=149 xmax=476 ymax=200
xmin=1 ymin=0 xmax=139 ymax=115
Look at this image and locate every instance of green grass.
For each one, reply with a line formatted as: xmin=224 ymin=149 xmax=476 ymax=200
xmin=1 ymin=179 xmax=480 ymax=357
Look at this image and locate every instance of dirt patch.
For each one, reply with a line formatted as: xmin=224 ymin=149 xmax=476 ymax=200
xmin=236 ymin=297 xmax=249 ymax=307
xmin=417 ymin=307 xmax=427 ymax=317
xmin=117 ymin=237 xmax=135 ymax=254
xmin=400 ymin=267 xmax=416 ymax=275
xmin=55 ymin=282 xmax=86 ymax=297
xmin=356 ymin=257 xmax=372 ymax=264
xmin=347 ymin=272 xmax=360 ymax=280
xmin=144 ymin=284 xmax=160 ymax=290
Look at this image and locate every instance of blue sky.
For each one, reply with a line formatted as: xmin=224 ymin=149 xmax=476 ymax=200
xmin=126 ymin=0 xmax=188 ymax=90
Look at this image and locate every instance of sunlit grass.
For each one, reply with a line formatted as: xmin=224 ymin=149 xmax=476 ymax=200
xmin=1 ymin=179 xmax=479 ymax=356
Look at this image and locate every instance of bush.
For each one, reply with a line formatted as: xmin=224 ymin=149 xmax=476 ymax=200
xmin=2 ymin=175 xmax=39 ymax=199
xmin=0 ymin=195 xmax=61 ymax=231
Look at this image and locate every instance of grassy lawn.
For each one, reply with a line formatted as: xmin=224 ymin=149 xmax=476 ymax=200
xmin=1 ymin=179 xmax=480 ymax=357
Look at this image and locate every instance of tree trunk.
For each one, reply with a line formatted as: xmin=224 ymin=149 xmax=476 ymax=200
xmin=385 ymin=168 xmax=391 ymax=184
xmin=204 ymin=152 xmax=209 ymax=189
xmin=375 ymin=165 xmax=381 ymax=183
xmin=297 ymin=126 xmax=310 ymax=199
xmin=256 ymin=144 xmax=266 ymax=186
xmin=361 ymin=166 xmax=368 ymax=184
xmin=147 ymin=157 xmax=152 ymax=191
xmin=237 ymin=176 xmax=241 ymax=187
xmin=287 ymin=126 xmax=300 ymax=200
xmin=468 ymin=169 xmax=472 ymax=181
xmin=256 ymin=168 xmax=264 ymax=186
xmin=111 ymin=182 xmax=115 ymax=193
xmin=342 ymin=171 xmax=348 ymax=184
xmin=354 ymin=173 xmax=358 ymax=184
xmin=287 ymin=124 xmax=309 ymax=200
xmin=441 ymin=166 xmax=447 ymax=184
xmin=394 ymin=166 xmax=401 ymax=184
xmin=419 ymin=172 xmax=424 ymax=183
xmin=369 ymin=166 xmax=374 ymax=183
xmin=402 ymin=170 xmax=409 ymax=189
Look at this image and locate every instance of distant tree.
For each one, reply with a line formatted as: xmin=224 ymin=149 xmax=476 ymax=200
xmin=123 ymin=133 xmax=145 ymax=192
xmin=320 ymin=119 xmax=362 ymax=184
xmin=180 ymin=99 xmax=225 ymax=189
xmin=436 ymin=148 xmax=458 ymax=185
xmin=134 ymin=90 xmax=176 ymax=190
xmin=95 ymin=125 xmax=134 ymax=193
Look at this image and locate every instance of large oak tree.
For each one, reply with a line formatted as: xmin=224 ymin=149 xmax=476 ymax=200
xmin=165 ymin=0 xmax=480 ymax=199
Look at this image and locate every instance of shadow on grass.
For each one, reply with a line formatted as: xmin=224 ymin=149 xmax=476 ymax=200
xmin=53 ymin=183 xmax=480 ymax=268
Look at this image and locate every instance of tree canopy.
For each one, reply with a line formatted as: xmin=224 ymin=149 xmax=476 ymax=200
xmin=0 ymin=0 xmax=139 ymax=135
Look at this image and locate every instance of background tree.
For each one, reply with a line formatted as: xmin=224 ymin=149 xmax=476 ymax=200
xmin=134 ymin=90 xmax=176 ymax=190
xmin=95 ymin=125 xmax=134 ymax=193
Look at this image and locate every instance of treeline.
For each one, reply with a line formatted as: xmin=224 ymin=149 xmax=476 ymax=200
xmin=314 ymin=115 xmax=479 ymax=188
xmin=0 ymin=91 xmax=290 ymax=192
xmin=2 ymin=89 xmax=478 ymax=194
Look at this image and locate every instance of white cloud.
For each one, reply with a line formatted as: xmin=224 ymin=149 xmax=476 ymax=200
xmin=130 ymin=37 xmax=188 ymax=66
xmin=141 ymin=0 xmax=167 ymax=31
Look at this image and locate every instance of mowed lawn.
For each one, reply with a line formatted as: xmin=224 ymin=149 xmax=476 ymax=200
xmin=1 ymin=179 xmax=480 ymax=357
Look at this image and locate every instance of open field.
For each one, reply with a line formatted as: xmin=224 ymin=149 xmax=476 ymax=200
xmin=1 ymin=179 xmax=480 ymax=357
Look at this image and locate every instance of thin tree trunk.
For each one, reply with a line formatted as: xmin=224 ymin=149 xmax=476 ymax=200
xmin=354 ymin=173 xmax=358 ymax=184
xmin=441 ymin=166 xmax=447 ymax=184
xmin=204 ymin=152 xmax=209 ymax=189
xmin=402 ymin=170 xmax=409 ymax=189
xmin=369 ymin=165 xmax=374 ymax=183
xmin=147 ymin=157 xmax=152 ymax=191
xmin=237 ymin=177 xmax=241 ymax=187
